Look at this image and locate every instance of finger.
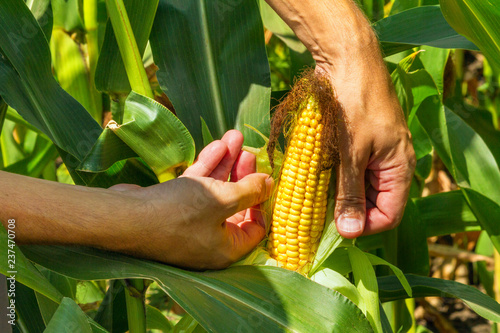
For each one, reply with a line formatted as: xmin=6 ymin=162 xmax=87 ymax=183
xmin=334 ymin=151 xmax=368 ymax=239
xmin=226 ymin=206 xmax=265 ymax=229
xmin=246 ymin=205 xmax=266 ymax=229
xmin=226 ymin=210 xmax=246 ymax=224
xmin=225 ymin=211 xmax=266 ymax=259
xmin=210 ymin=130 xmax=244 ymax=181
xmin=181 ymin=140 xmax=227 ymax=177
xmin=223 ymin=173 xmax=274 ymax=216
xmin=230 ymin=150 xmax=256 ymax=182
xmin=363 ymin=166 xmax=411 ymax=235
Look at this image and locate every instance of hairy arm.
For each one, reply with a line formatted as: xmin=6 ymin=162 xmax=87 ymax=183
xmin=0 ymin=170 xmax=143 ymax=248
xmin=0 ymin=131 xmax=272 ymax=269
xmin=265 ymin=0 xmax=416 ymax=237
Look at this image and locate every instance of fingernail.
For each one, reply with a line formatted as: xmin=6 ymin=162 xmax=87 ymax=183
xmin=265 ymin=177 xmax=274 ymax=198
xmin=338 ymin=216 xmax=363 ymax=234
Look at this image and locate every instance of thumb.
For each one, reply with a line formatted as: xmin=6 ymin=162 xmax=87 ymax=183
xmin=224 ymin=173 xmax=274 ymax=215
xmin=335 ymin=160 xmax=366 ymax=238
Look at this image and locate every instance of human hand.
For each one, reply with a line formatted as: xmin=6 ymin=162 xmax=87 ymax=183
xmin=264 ymin=0 xmax=416 ymax=239
xmin=111 ymin=130 xmax=273 ymax=269
xmin=311 ymin=27 xmax=416 ymax=238
xmin=317 ymin=60 xmax=416 ymax=238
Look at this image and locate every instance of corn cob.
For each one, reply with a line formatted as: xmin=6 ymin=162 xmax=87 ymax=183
xmin=266 ymin=70 xmax=339 ymax=273
xmin=267 ymin=98 xmax=332 ymax=271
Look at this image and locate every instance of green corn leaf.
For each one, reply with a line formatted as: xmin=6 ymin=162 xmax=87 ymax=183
xmin=0 ymin=120 xmax=26 ymax=167
xmin=0 ymin=225 xmax=63 ymax=304
xmin=96 ymin=0 xmax=158 ymax=97
xmin=77 ymin=158 xmax=159 ymax=188
xmin=77 ymin=128 xmax=139 ymax=173
xmin=28 ymin=0 xmax=52 ymax=41
xmin=440 ymin=0 xmax=500 ymax=72
xmin=200 ymin=117 xmax=214 ymax=146
xmin=475 ymin=231 xmax=495 ymax=298
xmin=348 ymin=246 xmax=383 ymax=333
xmin=108 ymin=91 xmax=195 ymax=182
xmin=374 ymin=6 xmax=478 ymax=56
xmin=395 ymin=199 xmax=430 ymax=276
xmin=0 ymin=0 xmax=102 ymax=162
xmin=360 ymin=190 xmax=479 ymax=257
xmin=410 ymin=118 xmax=433 ymax=162
xmin=172 ymin=314 xmax=201 ymax=333
xmin=76 ymin=281 xmax=105 ymax=304
xmin=311 ymin=267 xmax=362 ymax=307
xmin=146 ymin=304 xmax=173 ymax=332
xmin=356 ymin=0 xmax=385 ymax=22
xmin=364 ymin=253 xmax=412 ymax=298
xmin=105 ymin=0 xmax=154 ymax=98
xmin=379 ymin=274 xmax=500 ymax=323
xmin=0 ymin=226 xmax=114 ymax=333
xmin=447 ymin=101 xmax=500 ymax=167
xmin=0 ymin=2 xmax=160 ymax=187
xmin=390 ymin=0 xmax=438 ymax=15
xmin=419 ymin=46 xmax=450 ymax=97
xmin=35 ymin=292 xmax=60 ymax=326
xmin=3 ymin=139 xmax=57 ymax=178
xmin=150 ymin=0 xmax=271 ymax=150
xmin=417 ymin=97 xmax=500 ymax=250
xmin=0 ymin=98 xmax=7 ymax=138
xmin=320 ymin=247 xmax=354 ymax=276
xmin=310 ymin=175 xmax=344 ymax=275
xmin=51 ymin=28 xmax=102 ymax=122
xmin=416 ymin=191 xmax=480 ymax=237
xmin=14 ymin=283 xmax=47 ymax=332
xmin=44 ymin=298 xmax=94 ymax=333
xmin=52 ymin=0 xmax=85 ymax=33
xmin=93 ymin=280 xmax=129 ymax=332
xmin=20 ymin=243 xmax=373 ymax=333
xmin=462 ymin=188 xmax=500 ymax=253
xmin=5 ymin=107 xmax=49 ymax=140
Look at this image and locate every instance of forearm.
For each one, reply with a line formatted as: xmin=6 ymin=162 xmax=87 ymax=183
xmin=266 ymin=0 xmax=400 ymax=122
xmin=0 ymin=171 xmax=143 ymax=250
xmin=264 ymin=0 xmax=380 ymax=72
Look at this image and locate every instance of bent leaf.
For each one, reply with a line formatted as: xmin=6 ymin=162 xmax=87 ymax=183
xmin=108 ymin=91 xmax=195 ymax=182
xmin=348 ymin=246 xmax=382 ymax=333
xmin=379 ymin=274 xmax=500 ymax=323
xmin=21 ymin=244 xmax=373 ymax=333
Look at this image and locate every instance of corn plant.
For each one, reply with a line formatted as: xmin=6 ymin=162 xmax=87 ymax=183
xmin=0 ymin=0 xmax=500 ymax=332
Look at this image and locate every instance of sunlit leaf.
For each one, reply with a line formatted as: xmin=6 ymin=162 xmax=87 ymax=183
xmin=21 ymin=244 xmax=373 ymax=332
xmin=150 ymin=0 xmax=271 ymax=150
xmin=348 ymin=246 xmax=382 ymax=333
xmin=0 ymin=0 xmax=101 ymax=162
xmin=95 ymin=0 xmax=159 ymax=96
xmin=374 ymin=6 xmax=478 ymax=56
xmin=379 ymin=274 xmax=500 ymax=323
xmin=440 ymin=0 xmax=500 ymax=72
xmin=109 ymin=91 xmax=195 ymax=181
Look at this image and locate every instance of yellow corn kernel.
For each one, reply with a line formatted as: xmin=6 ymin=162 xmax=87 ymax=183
xmin=268 ymin=100 xmax=332 ymax=273
xmin=288 ymin=257 xmax=300 ymax=264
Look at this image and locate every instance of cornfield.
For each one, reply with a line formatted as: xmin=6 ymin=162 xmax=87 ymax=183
xmin=0 ymin=0 xmax=500 ymax=332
